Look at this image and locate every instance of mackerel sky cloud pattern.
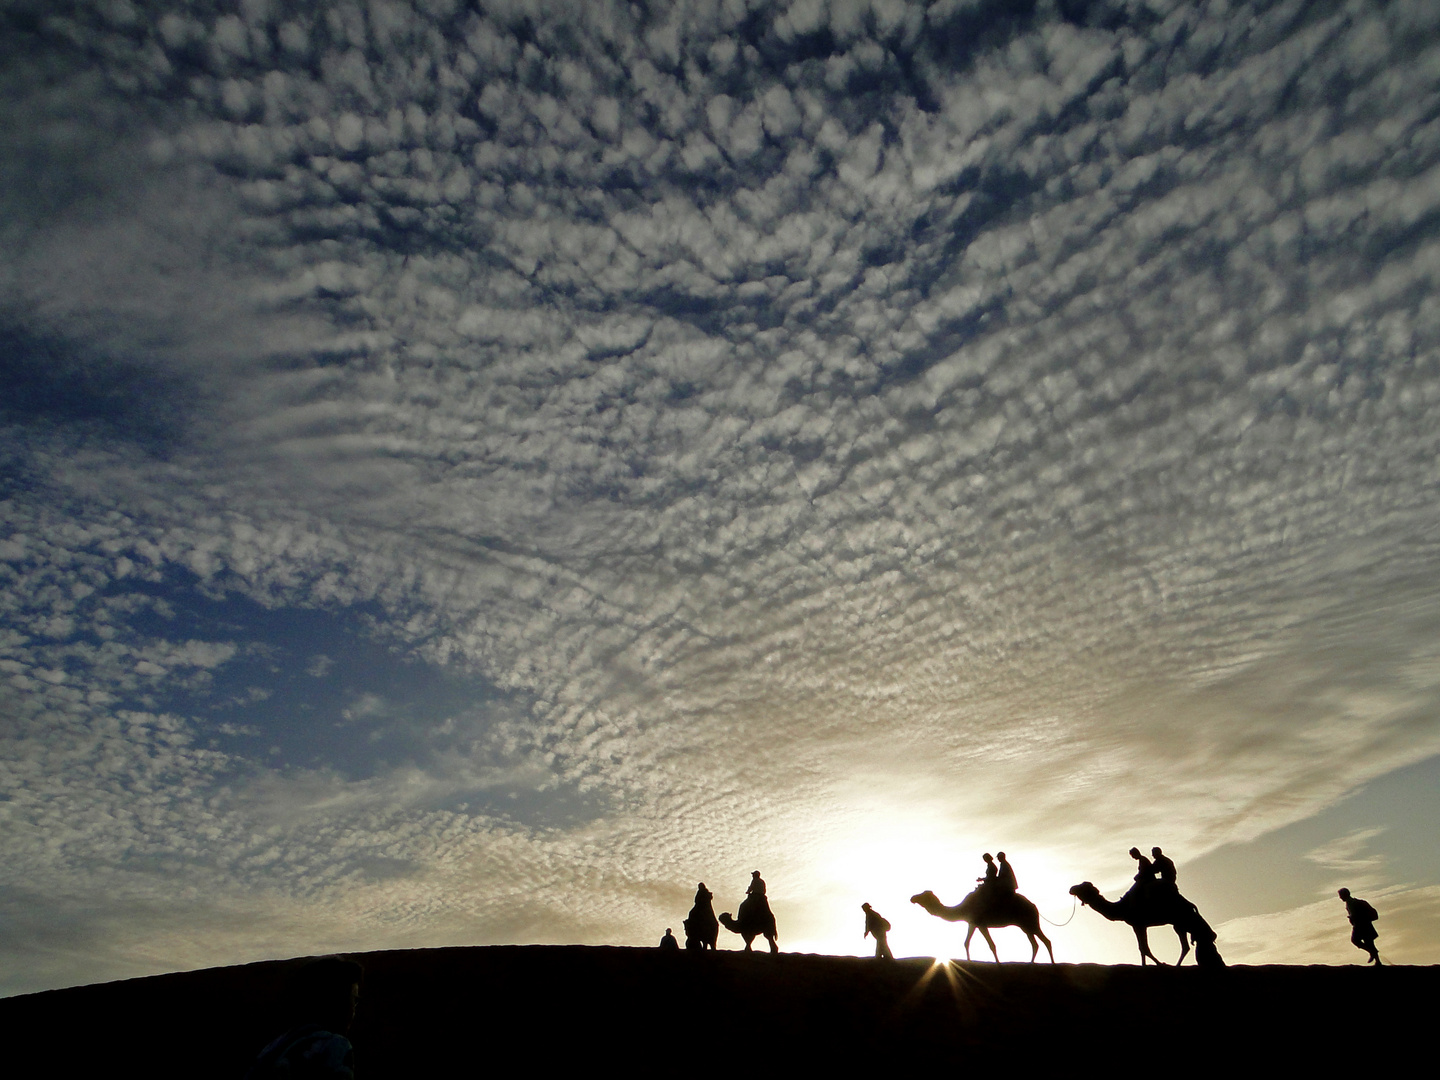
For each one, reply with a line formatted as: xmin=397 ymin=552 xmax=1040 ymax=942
xmin=4 ymin=0 xmax=1440 ymax=991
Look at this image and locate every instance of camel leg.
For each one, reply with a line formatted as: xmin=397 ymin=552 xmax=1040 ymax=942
xmin=1133 ymin=927 xmax=1164 ymax=966
xmin=743 ymin=936 xmax=754 ymax=952
xmin=1025 ymin=930 xmax=1055 ymax=963
xmin=766 ymin=934 xmax=778 ymax=954
xmin=978 ymin=926 xmax=1000 ymax=963
xmin=1174 ymin=926 xmax=1191 ymax=966
xmin=963 ymin=925 xmax=976 ymax=960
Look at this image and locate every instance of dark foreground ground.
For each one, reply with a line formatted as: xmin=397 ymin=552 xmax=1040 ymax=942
xmin=1 ymin=947 xmax=1430 ymax=1073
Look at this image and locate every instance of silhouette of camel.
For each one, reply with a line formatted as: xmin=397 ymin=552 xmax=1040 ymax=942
xmin=1069 ymin=881 xmax=1225 ymax=968
xmin=718 ymin=891 xmax=778 ymax=953
xmin=683 ymin=883 xmax=718 ymax=951
xmin=910 ymin=889 xmax=1055 ymax=962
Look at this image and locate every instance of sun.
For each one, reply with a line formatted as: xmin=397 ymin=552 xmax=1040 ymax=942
xmin=781 ymin=807 xmax=1089 ymax=962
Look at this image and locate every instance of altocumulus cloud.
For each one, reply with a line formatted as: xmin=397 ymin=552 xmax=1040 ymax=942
xmin=4 ymin=0 xmax=1440 ymax=991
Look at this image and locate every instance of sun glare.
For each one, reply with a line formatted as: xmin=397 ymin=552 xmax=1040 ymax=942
xmin=783 ymin=809 xmax=1096 ymax=963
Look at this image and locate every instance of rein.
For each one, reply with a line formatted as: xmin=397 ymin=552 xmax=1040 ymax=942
xmin=1041 ymin=894 xmax=1079 ymax=927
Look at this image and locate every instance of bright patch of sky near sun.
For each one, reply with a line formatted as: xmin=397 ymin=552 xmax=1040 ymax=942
xmin=5 ymin=0 xmax=1440 ymax=994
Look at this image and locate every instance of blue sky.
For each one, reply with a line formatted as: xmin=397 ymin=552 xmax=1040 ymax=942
xmin=3 ymin=0 xmax=1440 ymax=993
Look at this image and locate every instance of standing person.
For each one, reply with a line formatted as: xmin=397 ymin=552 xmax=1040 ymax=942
xmin=996 ymin=852 xmax=1017 ymax=893
xmin=747 ymin=870 xmax=767 ymax=899
xmin=1338 ymin=888 xmax=1382 ymax=965
xmin=861 ymin=903 xmax=894 ymax=960
xmin=659 ymin=928 xmax=679 ymax=950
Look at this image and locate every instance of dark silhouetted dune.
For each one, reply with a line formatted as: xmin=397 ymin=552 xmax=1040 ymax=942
xmin=1 ymin=947 xmax=1429 ymax=1073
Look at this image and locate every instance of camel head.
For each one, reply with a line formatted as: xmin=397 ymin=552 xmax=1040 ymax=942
xmin=1070 ymin=882 xmax=1099 ymax=906
xmin=910 ymin=890 xmax=942 ymax=913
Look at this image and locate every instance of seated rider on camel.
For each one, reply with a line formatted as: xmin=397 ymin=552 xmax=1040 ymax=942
xmin=996 ymin=852 xmax=1017 ymax=893
xmin=1127 ymin=846 xmax=1156 ymax=902
xmin=1150 ymin=846 xmax=1178 ymax=900
xmin=975 ymin=852 xmax=1014 ymax=918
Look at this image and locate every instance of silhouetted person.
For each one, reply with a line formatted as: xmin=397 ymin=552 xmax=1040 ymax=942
xmin=660 ymin=927 xmax=679 ymax=950
xmin=861 ymin=902 xmax=894 ymax=959
xmin=722 ymin=873 xmax=780 ymax=951
xmin=1338 ymin=888 xmax=1381 ymax=964
xmin=1130 ymin=847 xmax=1155 ymax=887
xmin=247 ymin=956 xmax=362 ymax=1079
xmin=1150 ymin=846 xmax=1177 ymax=899
xmin=979 ymin=853 xmax=998 ymax=888
xmin=685 ymin=882 xmax=718 ymax=950
xmin=996 ymin=851 xmax=1017 ymax=893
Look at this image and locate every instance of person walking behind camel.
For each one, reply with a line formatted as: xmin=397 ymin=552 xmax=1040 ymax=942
xmin=862 ymin=903 xmax=894 ymax=960
xmin=1338 ymin=888 xmax=1382 ymax=964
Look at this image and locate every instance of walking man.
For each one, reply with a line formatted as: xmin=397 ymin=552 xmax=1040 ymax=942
xmin=862 ymin=902 xmax=894 ymax=960
xmin=1337 ymin=888 xmax=1381 ymax=964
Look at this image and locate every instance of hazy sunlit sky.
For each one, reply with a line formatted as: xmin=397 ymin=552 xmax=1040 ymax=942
xmin=4 ymin=0 xmax=1440 ymax=995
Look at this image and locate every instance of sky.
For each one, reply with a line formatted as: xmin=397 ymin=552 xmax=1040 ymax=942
xmin=3 ymin=0 xmax=1440 ymax=996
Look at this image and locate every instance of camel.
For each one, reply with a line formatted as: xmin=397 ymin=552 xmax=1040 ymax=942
xmin=718 ymin=891 xmax=778 ymax=953
xmin=683 ymin=883 xmax=718 ymax=951
xmin=1069 ymin=881 xmax=1225 ymax=968
xmin=910 ymin=888 xmax=1055 ymax=962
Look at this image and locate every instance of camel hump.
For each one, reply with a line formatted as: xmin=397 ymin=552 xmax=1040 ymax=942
xmin=737 ymin=891 xmax=773 ymax=923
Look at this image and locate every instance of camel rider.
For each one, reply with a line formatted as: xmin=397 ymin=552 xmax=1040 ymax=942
xmin=1129 ymin=847 xmax=1156 ymax=899
xmin=979 ymin=853 xmax=998 ymax=889
xmin=1150 ymin=847 xmax=1177 ymax=898
xmin=747 ymin=871 xmax=767 ymax=899
xmin=996 ymin=852 xmax=1017 ymax=893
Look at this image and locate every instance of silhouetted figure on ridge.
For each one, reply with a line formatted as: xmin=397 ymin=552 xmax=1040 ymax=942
xmin=660 ymin=927 xmax=679 ymax=950
xmin=1150 ymin=846 xmax=1178 ymax=901
xmin=684 ymin=883 xmax=719 ymax=950
xmin=978 ymin=853 xmax=998 ymax=889
xmin=996 ymin=851 xmax=1017 ymax=893
xmin=1338 ymin=888 xmax=1381 ymax=965
xmin=862 ymin=902 xmax=894 ymax=960
xmin=1127 ymin=846 xmax=1157 ymax=903
xmin=720 ymin=871 xmax=779 ymax=953
xmin=246 ymin=956 xmax=363 ymax=1079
